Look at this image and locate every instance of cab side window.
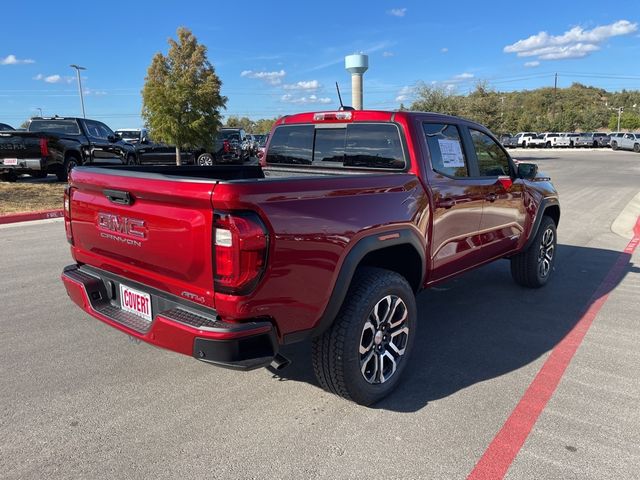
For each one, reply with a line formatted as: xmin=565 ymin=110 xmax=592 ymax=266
xmin=423 ymin=123 xmax=469 ymax=178
xmin=470 ymin=129 xmax=511 ymax=177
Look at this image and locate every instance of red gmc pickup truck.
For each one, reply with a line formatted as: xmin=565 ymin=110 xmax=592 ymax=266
xmin=61 ymin=110 xmax=560 ymax=405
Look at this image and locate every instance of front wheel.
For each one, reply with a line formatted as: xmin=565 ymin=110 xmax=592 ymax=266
xmin=126 ymin=154 xmax=137 ymax=166
xmin=312 ymin=267 xmax=417 ymax=406
xmin=197 ymin=153 xmax=214 ymax=166
xmin=545 ymin=141 xmax=551 ymax=148
xmin=611 ymin=141 xmax=618 ymax=150
xmin=634 ymin=143 xmax=640 ymax=153
xmin=510 ymin=216 xmax=557 ymax=288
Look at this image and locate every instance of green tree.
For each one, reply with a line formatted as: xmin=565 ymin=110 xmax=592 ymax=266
xmin=225 ymin=116 xmax=255 ymax=131
xmin=410 ymin=83 xmax=462 ymax=116
xmin=19 ymin=120 xmax=30 ymax=129
xmin=142 ymin=27 xmax=226 ymax=165
xmin=253 ymin=118 xmax=279 ymax=134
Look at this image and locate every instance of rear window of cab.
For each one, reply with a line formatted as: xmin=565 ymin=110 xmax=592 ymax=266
xmin=266 ymin=123 xmax=406 ymax=169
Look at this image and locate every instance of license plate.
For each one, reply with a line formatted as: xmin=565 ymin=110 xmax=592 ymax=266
xmin=119 ymin=284 xmax=152 ymax=322
xmin=3 ymin=158 xmax=18 ymax=165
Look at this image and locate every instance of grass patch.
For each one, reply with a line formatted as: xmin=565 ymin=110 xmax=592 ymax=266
xmin=0 ymin=180 xmax=66 ymax=215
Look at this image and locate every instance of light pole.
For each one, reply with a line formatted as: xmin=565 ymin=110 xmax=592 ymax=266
xmin=36 ymin=107 xmax=43 ymax=117
xmin=617 ymin=107 xmax=624 ymax=132
xmin=69 ymin=64 xmax=86 ymax=118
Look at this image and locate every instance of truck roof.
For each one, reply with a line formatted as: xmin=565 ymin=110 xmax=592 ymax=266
xmin=277 ymin=109 xmax=487 ymax=130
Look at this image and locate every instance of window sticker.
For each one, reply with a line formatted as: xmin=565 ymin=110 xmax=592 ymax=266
xmin=437 ymin=138 xmax=465 ymax=168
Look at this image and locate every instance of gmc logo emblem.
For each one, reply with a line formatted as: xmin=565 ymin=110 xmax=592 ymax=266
xmin=97 ymin=212 xmax=147 ymax=239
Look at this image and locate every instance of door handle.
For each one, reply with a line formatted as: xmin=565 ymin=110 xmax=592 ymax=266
xmin=485 ymin=193 xmax=497 ymax=202
xmin=437 ymin=198 xmax=456 ymax=209
xmin=104 ymin=189 xmax=132 ymax=205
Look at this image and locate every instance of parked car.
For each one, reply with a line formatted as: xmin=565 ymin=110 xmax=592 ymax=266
xmin=61 ymin=109 xmax=560 ymax=405
xmin=513 ymin=132 xmax=537 ymax=148
xmin=0 ymin=117 xmax=136 ymax=182
xmin=499 ymin=134 xmax=517 ymax=148
xmin=254 ymin=134 xmax=269 ymax=158
xmin=245 ymin=134 xmax=259 ymax=156
xmin=527 ymin=134 xmax=548 ymax=148
xmin=541 ymin=133 xmax=570 ymax=148
xmin=562 ymin=133 xmax=580 ymax=148
xmin=196 ymin=128 xmax=249 ymax=165
xmin=0 ymin=123 xmax=14 ymax=131
xmin=115 ymin=128 xmax=194 ymax=164
xmin=609 ymin=132 xmax=625 ymax=150
xmin=574 ymin=133 xmax=595 ymax=148
xmin=592 ymin=132 xmax=610 ymax=147
xmin=612 ymin=132 xmax=640 ymax=152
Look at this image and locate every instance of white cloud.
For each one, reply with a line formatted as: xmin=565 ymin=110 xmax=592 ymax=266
xmin=33 ymin=73 xmax=75 ymax=84
xmin=453 ymin=72 xmax=474 ymax=80
xmin=281 ymin=94 xmax=331 ymax=104
xmin=388 ymin=8 xmax=407 ymax=17
xmin=382 ymin=51 xmax=395 ymax=57
xmin=395 ymin=85 xmax=414 ymax=102
xmin=1 ymin=54 xmax=35 ymax=65
xmin=524 ymin=61 xmax=540 ymax=67
xmin=504 ymin=20 xmax=638 ymax=61
xmin=283 ymin=80 xmax=320 ymax=90
xmin=241 ymin=69 xmax=286 ymax=85
xmin=44 ymin=74 xmax=62 ymax=83
xmin=440 ymin=48 xmax=448 ymax=53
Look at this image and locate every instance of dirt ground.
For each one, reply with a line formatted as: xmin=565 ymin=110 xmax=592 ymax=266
xmin=0 ymin=180 xmax=65 ymax=214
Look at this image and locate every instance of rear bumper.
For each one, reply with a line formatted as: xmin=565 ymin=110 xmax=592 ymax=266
xmin=0 ymin=158 xmax=43 ymax=172
xmin=61 ymin=264 xmax=278 ymax=370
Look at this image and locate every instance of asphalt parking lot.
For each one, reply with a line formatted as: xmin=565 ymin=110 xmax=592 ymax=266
xmin=1 ymin=149 xmax=639 ymax=479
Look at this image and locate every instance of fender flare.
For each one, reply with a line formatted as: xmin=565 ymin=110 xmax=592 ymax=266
xmin=283 ymin=228 xmax=425 ymax=344
xmin=523 ymin=197 xmax=560 ymax=251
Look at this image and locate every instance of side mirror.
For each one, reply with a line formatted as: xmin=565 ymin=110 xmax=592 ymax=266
xmin=141 ymin=137 xmax=149 ymax=144
xmin=517 ymin=162 xmax=538 ymax=180
xmin=107 ymin=134 xmax=118 ymax=143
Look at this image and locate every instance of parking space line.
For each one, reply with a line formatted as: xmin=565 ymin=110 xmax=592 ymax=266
xmin=467 ymin=216 xmax=640 ymax=480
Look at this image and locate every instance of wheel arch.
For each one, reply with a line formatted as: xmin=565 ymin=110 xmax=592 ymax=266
xmin=283 ymin=229 xmax=425 ymax=344
xmin=523 ymin=198 xmax=560 ymax=251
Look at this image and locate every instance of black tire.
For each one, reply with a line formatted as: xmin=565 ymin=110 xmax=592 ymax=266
xmin=634 ymin=143 xmax=640 ymax=153
xmin=126 ymin=154 xmax=137 ymax=165
xmin=611 ymin=141 xmax=618 ymax=151
xmin=56 ymin=155 xmax=79 ymax=182
xmin=311 ymin=267 xmax=417 ymax=406
xmin=197 ymin=153 xmax=214 ymax=166
xmin=510 ymin=216 xmax=557 ymax=288
xmin=0 ymin=171 xmax=18 ymax=182
xmin=570 ymin=141 xmax=574 ymax=148
xmin=545 ymin=141 xmax=551 ymax=148
xmin=521 ymin=142 xmax=527 ymax=149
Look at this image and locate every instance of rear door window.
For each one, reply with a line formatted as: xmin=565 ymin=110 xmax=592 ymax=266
xmin=423 ymin=123 xmax=469 ymax=178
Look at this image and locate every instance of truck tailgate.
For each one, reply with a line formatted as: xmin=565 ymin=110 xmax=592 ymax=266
xmin=0 ymin=131 xmax=44 ymax=162
xmin=69 ymin=168 xmax=217 ymax=307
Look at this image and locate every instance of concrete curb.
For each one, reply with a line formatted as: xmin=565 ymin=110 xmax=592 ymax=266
xmin=612 ymin=192 xmax=640 ymax=240
xmin=0 ymin=209 xmax=63 ymax=225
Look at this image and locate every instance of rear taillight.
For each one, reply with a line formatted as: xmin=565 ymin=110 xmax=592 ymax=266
xmin=213 ymin=211 xmax=268 ymax=294
xmin=40 ymin=137 xmax=49 ymax=157
xmin=223 ymin=140 xmax=231 ymax=153
xmin=63 ymin=185 xmax=73 ymax=245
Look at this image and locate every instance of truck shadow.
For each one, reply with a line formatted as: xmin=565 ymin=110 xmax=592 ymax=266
xmin=273 ymin=243 xmax=637 ymax=411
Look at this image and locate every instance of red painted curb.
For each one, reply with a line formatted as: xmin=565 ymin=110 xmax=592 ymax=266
xmin=467 ymin=216 xmax=640 ymax=480
xmin=0 ymin=209 xmax=64 ymax=225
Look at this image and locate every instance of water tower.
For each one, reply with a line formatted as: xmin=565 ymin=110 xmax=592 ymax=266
xmin=345 ymin=54 xmax=368 ymax=110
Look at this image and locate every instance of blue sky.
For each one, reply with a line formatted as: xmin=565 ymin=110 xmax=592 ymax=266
xmin=1 ymin=0 xmax=639 ymax=129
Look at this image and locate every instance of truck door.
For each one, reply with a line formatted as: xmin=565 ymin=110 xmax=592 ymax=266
xmin=421 ymin=122 xmax=487 ymax=282
xmin=83 ymin=120 xmax=122 ymax=164
xmin=466 ymin=128 xmax=526 ymax=260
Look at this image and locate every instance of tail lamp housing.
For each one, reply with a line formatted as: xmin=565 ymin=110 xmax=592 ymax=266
xmin=39 ymin=137 xmax=49 ymax=157
xmin=213 ymin=211 xmax=268 ymax=294
xmin=63 ymin=185 xmax=74 ymax=245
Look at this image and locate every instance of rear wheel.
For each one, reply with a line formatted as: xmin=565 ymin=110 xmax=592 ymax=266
xmin=56 ymin=155 xmax=79 ymax=182
xmin=634 ymin=143 xmax=640 ymax=153
xmin=545 ymin=141 xmax=551 ymax=148
xmin=510 ymin=216 xmax=557 ymax=288
xmin=126 ymin=154 xmax=137 ymax=165
xmin=197 ymin=153 xmax=214 ymax=166
xmin=611 ymin=141 xmax=618 ymax=150
xmin=0 ymin=171 xmax=18 ymax=182
xmin=311 ymin=267 xmax=416 ymax=406
xmin=522 ymin=142 xmax=527 ymax=149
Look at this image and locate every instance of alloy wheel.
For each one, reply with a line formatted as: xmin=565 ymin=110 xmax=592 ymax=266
xmin=359 ymin=295 xmax=410 ymax=384
xmin=537 ymin=227 xmax=555 ymax=278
